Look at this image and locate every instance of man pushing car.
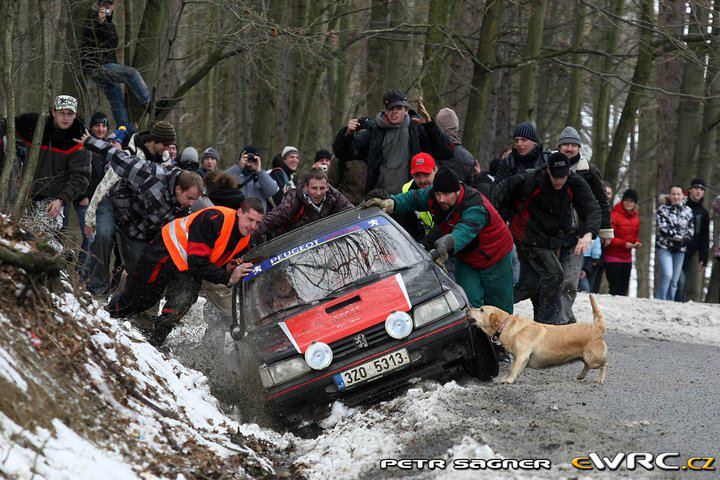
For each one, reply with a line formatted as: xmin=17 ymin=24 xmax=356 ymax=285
xmin=365 ymin=167 xmax=514 ymax=312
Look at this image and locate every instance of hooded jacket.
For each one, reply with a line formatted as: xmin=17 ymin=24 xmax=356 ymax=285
xmin=332 ymin=111 xmax=452 ymax=195
xmin=604 ymin=202 xmax=640 ymax=261
xmin=256 ymin=181 xmax=354 ymax=236
xmin=1 ymin=113 xmax=91 ymax=205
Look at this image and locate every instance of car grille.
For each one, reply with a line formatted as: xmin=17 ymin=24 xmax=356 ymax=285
xmin=330 ymin=323 xmax=390 ymax=360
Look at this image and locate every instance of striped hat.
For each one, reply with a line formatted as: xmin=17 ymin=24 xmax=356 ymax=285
xmin=148 ymin=121 xmax=176 ymax=144
xmin=513 ymin=121 xmax=539 ymax=143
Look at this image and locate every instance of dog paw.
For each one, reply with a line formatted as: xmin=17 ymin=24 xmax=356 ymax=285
xmin=499 ymin=377 xmax=515 ymax=384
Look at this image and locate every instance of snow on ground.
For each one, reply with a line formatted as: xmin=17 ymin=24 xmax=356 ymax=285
xmin=0 ymin=288 xmax=292 ymax=479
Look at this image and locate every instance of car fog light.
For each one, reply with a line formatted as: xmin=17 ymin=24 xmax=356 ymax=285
xmin=305 ymin=341 xmax=333 ymax=370
xmin=385 ymin=311 xmax=413 ymax=339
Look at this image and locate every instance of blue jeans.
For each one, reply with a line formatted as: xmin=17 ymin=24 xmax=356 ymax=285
xmin=86 ymin=199 xmax=118 ymax=294
xmin=86 ymin=63 xmax=150 ymax=127
xmin=655 ymin=248 xmax=685 ymax=300
xmin=62 ymin=202 xmax=90 ymax=279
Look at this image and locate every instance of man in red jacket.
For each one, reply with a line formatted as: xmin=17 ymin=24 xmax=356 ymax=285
xmin=603 ymin=189 xmax=641 ymax=296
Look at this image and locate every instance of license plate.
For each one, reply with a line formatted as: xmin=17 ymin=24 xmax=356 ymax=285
xmin=333 ymin=349 xmax=411 ymax=391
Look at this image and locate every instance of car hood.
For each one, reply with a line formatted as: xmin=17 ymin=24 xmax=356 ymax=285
xmin=247 ymin=261 xmax=444 ymax=365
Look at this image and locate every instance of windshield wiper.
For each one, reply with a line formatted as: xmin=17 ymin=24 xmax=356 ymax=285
xmin=326 ymin=265 xmax=414 ymax=298
xmin=260 ymin=300 xmax=317 ymax=321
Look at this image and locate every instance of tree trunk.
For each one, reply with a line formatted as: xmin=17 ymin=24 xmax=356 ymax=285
xmin=655 ymin=0 xmax=685 ymax=193
xmin=635 ymin=98 xmax=658 ymax=298
xmin=672 ymin=1 xmax=709 ymax=189
xmin=420 ymin=0 xmax=453 ymax=114
xmin=604 ymin=0 xmax=655 ymax=186
xmin=0 ymin=0 xmax=18 ymax=211
xmin=516 ymin=0 xmax=547 ymax=123
xmin=591 ymin=0 xmax=624 ymax=174
xmin=696 ymin=0 xmax=720 ymax=184
xmin=12 ymin=0 xmax=55 ymax=217
xmin=462 ymin=0 xmax=501 ymax=157
xmin=565 ymin=2 xmax=585 ymax=127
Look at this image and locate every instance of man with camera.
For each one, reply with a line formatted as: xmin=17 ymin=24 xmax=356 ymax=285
xmin=332 ymin=89 xmax=452 ymax=197
xmin=225 ymin=145 xmax=279 ymax=210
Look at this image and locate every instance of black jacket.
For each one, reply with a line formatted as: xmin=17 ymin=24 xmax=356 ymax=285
xmin=685 ymin=196 xmax=710 ymax=263
xmin=332 ymin=114 xmax=453 ymax=195
xmin=494 ymin=167 xmax=601 ymax=249
xmin=1 ymin=113 xmax=91 ymax=204
xmin=493 ymin=144 xmax=551 ymax=186
xmin=81 ymin=8 xmax=118 ymax=70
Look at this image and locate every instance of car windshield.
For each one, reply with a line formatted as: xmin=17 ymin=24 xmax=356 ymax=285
xmin=243 ymin=220 xmax=423 ymax=330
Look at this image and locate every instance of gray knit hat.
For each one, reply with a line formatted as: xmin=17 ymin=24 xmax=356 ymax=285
xmin=148 ymin=121 xmax=176 ymax=144
xmin=557 ymin=126 xmax=581 ymax=146
xmin=281 ymin=146 xmax=299 ymax=161
xmin=513 ymin=121 xmax=539 ymax=143
xmin=203 ymin=147 xmax=220 ymax=161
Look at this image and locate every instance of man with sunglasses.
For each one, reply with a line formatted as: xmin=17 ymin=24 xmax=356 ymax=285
xmin=333 ymin=89 xmax=452 ymax=196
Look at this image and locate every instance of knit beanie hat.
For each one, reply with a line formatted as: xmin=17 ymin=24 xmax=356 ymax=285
xmin=622 ymin=188 xmax=639 ymax=203
xmin=436 ymin=108 xmax=460 ymax=131
xmin=241 ymin=145 xmax=259 ymax=156
xmin=689 ymin=178 xmax=707 ymax=189
xmin=148 ymin=121 xmax=176 ymax=144
xmin=281 ymin=146 xmax=299 ymax=161
xmin=202 ymin=147 xmax=220 ymax=161
xmin=314 ymin=149 xmax=333 ymax=162
xmin=557 ymin=126 xmax=582 ymax=146
xmin=90 ymin=111 xmax=109 ymax=127
xmin=108 ymin=126 xmax=128 ymax=145
xmin=513 ymin=121 xmax=539 ymax=143
xmin=432 ymin=167 xmax=461 ymax=193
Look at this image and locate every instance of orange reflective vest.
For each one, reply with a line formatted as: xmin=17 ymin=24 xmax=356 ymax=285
xmin=161 ymin=207 xmax=250 ymax=271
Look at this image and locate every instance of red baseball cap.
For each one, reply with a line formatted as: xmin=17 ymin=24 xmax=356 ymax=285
xmin=410 ymin=152 xmax=436 ymax=175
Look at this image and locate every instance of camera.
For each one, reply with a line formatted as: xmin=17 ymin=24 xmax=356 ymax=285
xmin=358 ymin=116 xmax=374 ymax=130
xmin=319 ymin=164 xmax=328 ymax=172
xmin=247 ymin=153 xmax=257 ymax=163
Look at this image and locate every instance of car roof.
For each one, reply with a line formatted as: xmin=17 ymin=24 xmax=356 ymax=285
xmin=249 ymin=206 xmax=393 ymax=259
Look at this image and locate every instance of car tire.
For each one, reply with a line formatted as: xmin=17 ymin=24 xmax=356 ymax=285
xmin=463 ymin=324 xmax=499 ymax=381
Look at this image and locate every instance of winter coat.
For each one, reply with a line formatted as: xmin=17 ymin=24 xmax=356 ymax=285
xmin=332 ymin=112 xmax=453 ymax=195
xmin=1 ymin=113 xmax=91 ymax=205
xmin=81 ymin=8 xmax=118 ymax=70
xmin=85 ymin=131 xmax=169 ymax=229
xmin=604 ymin=202 xmax=640 ymax=262
xmin=225 ymin=164 xmax=279 ymax=208
xmin=569 ymin=154 xmax=613 ymax=238
xmin=684 ymin=196 xmax=710 ymax=264
xmin=268 ymin=163 xmax=296 ymax=208
xmin=85 ymin=136 xmax=189 ymax=242
xmin=655 ymin=200 xmax=694 ymax=253
xmin=256 ymin=181 xmax=354 ymax=236
xmin=442 ymin=144 xmax=475 ymax=185
xmin=328 ymin=156 xmax=366 ymax=205
xmin=493 ymin=144 xmax=551 ymax=186
xmin=493 ymin=167 xmax=601 ymax=249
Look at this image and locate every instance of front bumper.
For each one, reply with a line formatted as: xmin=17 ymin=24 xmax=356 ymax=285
xmin=263 ymin=311 xmax=479 ymax=412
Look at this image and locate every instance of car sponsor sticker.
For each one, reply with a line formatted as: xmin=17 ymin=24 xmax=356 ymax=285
xmin=243 ymin=216 xmax=390 ymax=282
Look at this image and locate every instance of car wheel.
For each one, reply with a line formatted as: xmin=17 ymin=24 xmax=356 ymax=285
xmin=463 ymin=324 xmax=499 ymax=381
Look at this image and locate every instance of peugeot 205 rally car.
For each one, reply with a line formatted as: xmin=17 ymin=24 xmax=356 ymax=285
xmin=231 ymin=207 xmax=498 ymax=424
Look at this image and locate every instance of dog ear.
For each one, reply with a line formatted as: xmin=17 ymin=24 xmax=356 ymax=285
xmin=490 ymin=312 xmax=499 ymax=328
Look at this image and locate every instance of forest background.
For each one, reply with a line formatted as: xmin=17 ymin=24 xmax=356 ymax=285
xmin=1 ymin=0 xmax=719 ymax=301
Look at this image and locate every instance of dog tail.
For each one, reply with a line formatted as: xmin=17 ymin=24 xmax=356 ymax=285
xmin=589 ymin=294 xmax=605 ymax=332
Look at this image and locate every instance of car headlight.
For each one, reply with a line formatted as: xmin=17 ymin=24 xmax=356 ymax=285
xmin=385 ymin=311 xmax=413 ymax=339
xmin=259 ymin=357 xmax=311 ymax=388
xmin=413 ymin=291 xmax=462 ymax=328
xmin=305 ymin=341 xmax=333 ymax=370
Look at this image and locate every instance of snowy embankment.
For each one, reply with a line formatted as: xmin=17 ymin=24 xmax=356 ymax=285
xmin=0 ymin=287 xmax=292 ymax=479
